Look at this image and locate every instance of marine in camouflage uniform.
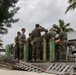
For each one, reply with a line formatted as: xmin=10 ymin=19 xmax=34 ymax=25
xmin=32 ymin=24 xmax=46 ymax=61
xmin=27 ymin=33 xmax=33 ymax=61
xmin=56 ymin=27 xmax=67 ymax=61
xmin=48 ymin=28 xmax=56 ymax=39
xmin=48 ymin=28 xmax=56 ymax=61
xmin=14 ymin=32 xmax=21 ymax=60
xmin=19 ymin=28 xmax=26 ymax=60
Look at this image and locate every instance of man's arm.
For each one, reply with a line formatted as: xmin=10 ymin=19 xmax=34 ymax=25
xmin=39 ymin=26 xmax=46 ymax=32
xmin=14 ymin=37 xmax=18 ymax=43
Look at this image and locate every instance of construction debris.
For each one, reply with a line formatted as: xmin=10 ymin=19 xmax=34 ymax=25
xmin=45 ymin=63 xmax=74 ymax=75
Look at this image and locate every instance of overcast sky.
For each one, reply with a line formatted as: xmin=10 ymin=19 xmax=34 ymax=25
xmin=1 ymin=0 xmax=76 ymax=47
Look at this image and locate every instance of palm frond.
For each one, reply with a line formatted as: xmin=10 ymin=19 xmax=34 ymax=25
xmin=0 ymin=39 xmax=3 ymax=42
xmin=0 ymin=28 xmax=8 ymax=34
xmin=59 ymin=19 xmax=65 ymax=27
xmin=0 ymin=43 xmax=3 ymax=46
xmin=66 ymin=28 xmax=74 ymax=32
xmin=53 ymin=24 xmax=59 ymax=29
xmin=53 ymin=24 xmax=60 ymax=34
xmin=68 ymin=0 xmax=72 ymax=3
xmin=64 ymin=23 xmax=70 ymax=28
xmin=68 ymin=0 xmax=76 ymax=4
xmin=53 ymin=29 xmax=60 ymax=34
xmin=65 ymin=2 xmax=76 ymax=13
xmin=52 ymin=19 xmax=74 ymax=34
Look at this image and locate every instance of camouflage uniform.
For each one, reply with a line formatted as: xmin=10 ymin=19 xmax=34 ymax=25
xmin=14 ymin=36 xmax=20 ymax=59
xmin=48 ymin=31 xmax=56 ymax=39
xmin=19 ymin=32 xmax=26 ymax=59
xmin=56 ymin=30 xmax=67 ymax=61
xmin=27 ymin=34 xmax=33 ymax=61
xmin=32 ymin=26 xmax=45 ymax=61
xmin=59 ymin=31 xmax=67 ymax=43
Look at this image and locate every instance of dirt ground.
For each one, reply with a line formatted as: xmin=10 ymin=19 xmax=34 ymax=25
xmin=0 ymin=69 xmax=55 ymax=75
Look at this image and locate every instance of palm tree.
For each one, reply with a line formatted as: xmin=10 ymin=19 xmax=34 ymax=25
xmin=53 ymin=19 xmax=74 ymax=34
xmin=65 ymin=0 xmax=76 ymax=13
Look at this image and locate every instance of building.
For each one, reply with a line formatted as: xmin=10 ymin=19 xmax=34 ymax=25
xmin=67 ymin=31 xmax=76 ymax=41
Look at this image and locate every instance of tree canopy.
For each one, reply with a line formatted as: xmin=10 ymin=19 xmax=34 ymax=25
xmin=53 ymin=19 xmax=74 ymax=34
xmin=0 ymin=0 xmax=20 ymax=35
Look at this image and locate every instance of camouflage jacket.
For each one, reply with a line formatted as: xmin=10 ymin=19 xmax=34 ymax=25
xmin=14 ymin=36 xmax=20 ymax=44
xmin=32 ymin=27 xmax=45 ymax=42
xmin=19 ymin=33 xmax=26 ymax=45
xmin=58 ymin=31 xmax=67 ymax=42
xmin=48 ymin=31 xmax=56 ymax=39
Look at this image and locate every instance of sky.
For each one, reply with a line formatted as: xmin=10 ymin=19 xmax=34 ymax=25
xmin=1 ymin=0 xmax=76 ymax=47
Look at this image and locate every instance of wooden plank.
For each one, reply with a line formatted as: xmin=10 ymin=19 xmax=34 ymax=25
xmin=54 ymin=64 xmax=62 ymax=71
xmin=47 ymin=65 xmax=65 ymax=73
xmin=57 ymin=64 xmax=66 ymax=72
xmin=24 ymin=67 xmax=29 ymax=70
xmin=28 ymin=68 xmax=34 ymax=71
xmin=45 ymin=64 xmax=74 ymax=75
xmin=45 ymin=63 xmax=54 ymax=72
xmin=65 ymin=65 xmax=73 ymax=73
xmin=14 ymin=62 xmax=45 ymax=72
xmin=30 ymin=62 xmax=76 ymax=68
xmin=46 ymin=64 xmax=66 ymax=74
xmin=50 ymin=64 xmax=58 ymax=71
xmin=61 ymin=65 xmax=70 ymax=73
xmin=22 ymin=65 xmax=28 ymax=69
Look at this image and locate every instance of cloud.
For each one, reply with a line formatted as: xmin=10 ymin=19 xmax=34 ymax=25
xmin=2 ymin=0 xmax=76 ymax=47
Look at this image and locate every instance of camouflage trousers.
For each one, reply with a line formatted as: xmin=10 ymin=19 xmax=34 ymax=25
xmin=55 ymin=42 xmax=67 ymax=61
xmin=28 ymin=43 xmax=32 ymax=61
xmin=14 ymin=44 xmax=20 ymax=60
xmin=32 ymin=41 xmax=41 ymax=61
xmin=19 ymin=44 xmax=24 ymax=60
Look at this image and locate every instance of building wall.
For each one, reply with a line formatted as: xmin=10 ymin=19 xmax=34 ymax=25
xmin=67 ymin=31 xmax=76 ymax=40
